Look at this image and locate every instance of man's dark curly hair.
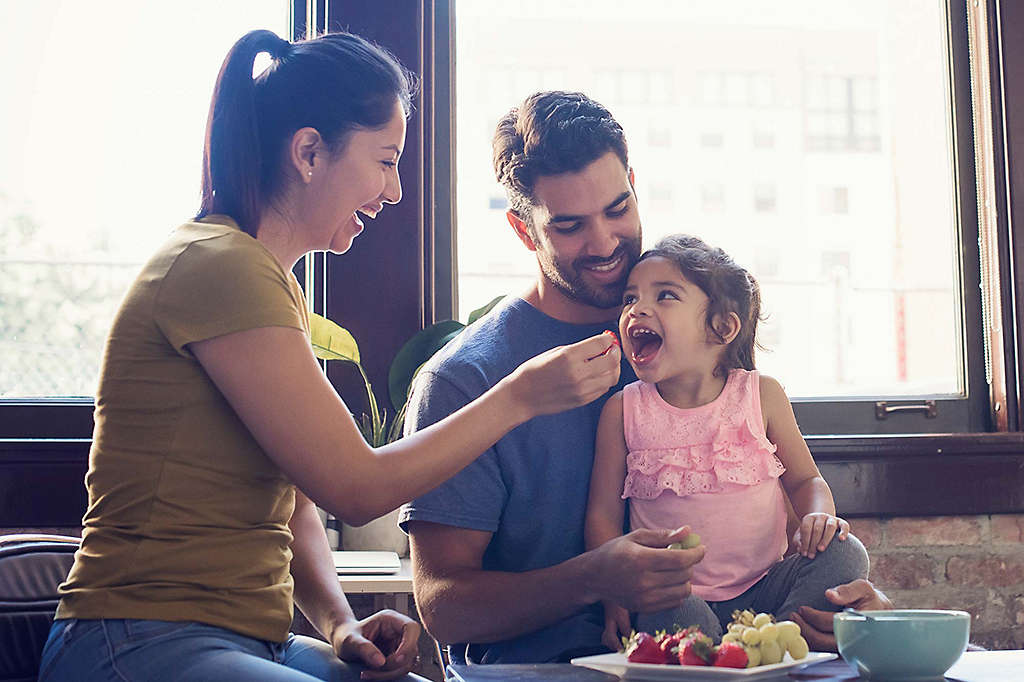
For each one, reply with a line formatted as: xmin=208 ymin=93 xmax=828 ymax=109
xmin=492 ymin=91 xmax=629 ymax=227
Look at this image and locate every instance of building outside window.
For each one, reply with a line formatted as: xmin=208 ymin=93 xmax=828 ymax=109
xmin=454 ymin=0 xmax=969 ymax=433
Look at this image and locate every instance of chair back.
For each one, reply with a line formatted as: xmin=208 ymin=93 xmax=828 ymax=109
xmin=0 ymin=535 xmax=80 ymax=682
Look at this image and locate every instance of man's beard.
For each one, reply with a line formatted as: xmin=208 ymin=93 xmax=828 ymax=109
xmin=538 ymin=234 xmax=642 ymax=309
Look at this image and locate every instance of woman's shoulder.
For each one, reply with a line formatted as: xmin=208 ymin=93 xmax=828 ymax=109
xmin=176 ymin=218 xmax=270 ymax=260
xmin=159 ymin=218 xmax=283 ymax=283
xmin=149 ymin=217 xmax=299 ymax=322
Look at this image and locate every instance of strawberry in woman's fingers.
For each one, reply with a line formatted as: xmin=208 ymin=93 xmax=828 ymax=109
xmin=587 ymin=330 xmax=621 ymax=361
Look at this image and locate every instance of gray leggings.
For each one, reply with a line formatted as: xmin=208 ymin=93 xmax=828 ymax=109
xmin=636 ymin=534 xmax=869 ymax=639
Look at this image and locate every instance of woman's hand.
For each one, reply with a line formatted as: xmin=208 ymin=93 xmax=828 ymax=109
xmin=792 ymin=512 xmax=849 ymax=559
xmin=503 ymin=332 xmax=621 ymax=420
xmin=602 ymin=601 xmax=632 ymax=652
xmin=332 ymin=610 xmax=421 ymax=680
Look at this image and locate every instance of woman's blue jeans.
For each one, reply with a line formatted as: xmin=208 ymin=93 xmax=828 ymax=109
xmin=38 ymin=618 xmax=426 ymax=681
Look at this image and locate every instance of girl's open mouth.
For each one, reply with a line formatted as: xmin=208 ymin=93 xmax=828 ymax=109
xmin=629 ymin=327 xmax=662 ymax=365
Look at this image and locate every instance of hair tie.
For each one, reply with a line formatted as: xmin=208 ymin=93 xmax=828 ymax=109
xmin=273 ymin=36 xmax=293 ymax=61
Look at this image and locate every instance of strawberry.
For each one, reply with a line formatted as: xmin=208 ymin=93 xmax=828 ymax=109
xmin=677 ymin=633 xmax=714 ymax=666
xmin=713 ymin=642 xmax=749 ymax=668
xmin=622 ymin=631 xmax=668 ymax=664
xmin=589 ymin=330 xmax=621 ymax=360
xmin=657 ymin=631 xmax=687 ymax=663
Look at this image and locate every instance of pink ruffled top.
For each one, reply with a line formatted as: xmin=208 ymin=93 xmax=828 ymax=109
xmin=622 ymin=369 xmax=789 ymax=601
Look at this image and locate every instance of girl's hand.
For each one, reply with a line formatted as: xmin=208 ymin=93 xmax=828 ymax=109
xmin=602 ymin=601 xmax=633 ymax=652
xmin=332 ymin=610 xmax=421 ymax=680
xmin=503 ymin=333 xmax=621 ymax=419
xmin=793 ymin=513 xmax=850 ymax=559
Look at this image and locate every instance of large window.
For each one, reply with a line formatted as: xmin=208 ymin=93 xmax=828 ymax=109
xmin=0 ymin=1 xmax=288 ymax=400
xmin=454 ymin=0 xmax=984 ymax=434
xmin=0 ymin=0 xmax=1013 ymax=442
xmin=3 ymin=1 xmax=1022 ymax=524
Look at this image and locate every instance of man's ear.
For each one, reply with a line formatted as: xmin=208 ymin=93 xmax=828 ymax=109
xmin=289 ymin=127 xmax=324 ymax=181
xmin=712 ymin=311 xmax=742 ymax=345
xmin=628 ymin=167 xmax=636 ymax=188
xmin=507 ymin=210 xmax=537 ymax=252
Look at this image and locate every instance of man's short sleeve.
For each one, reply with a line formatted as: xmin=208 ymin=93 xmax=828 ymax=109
xmin=155 ymin=235 xmax=307 ymax=356
xmin=398 ymin=369 xmax=508 ymax=533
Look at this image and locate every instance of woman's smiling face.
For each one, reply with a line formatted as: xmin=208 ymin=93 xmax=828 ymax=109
xmin=307 ymin=98 xmax=406 ymax=254
xmin=619 ymin=256 xmax=721 ymax=383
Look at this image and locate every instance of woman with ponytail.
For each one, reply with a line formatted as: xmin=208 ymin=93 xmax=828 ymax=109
xmin=38 ymin=30 xmax=622 ymax=681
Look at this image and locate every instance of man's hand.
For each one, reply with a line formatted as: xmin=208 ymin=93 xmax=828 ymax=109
xmin=587 ymin=526 xmax=705 ymax=613
xmin=332 ymin=609 xmax=421 ymax=680
xmin=790 ymin=579 xmax=893 ymax=652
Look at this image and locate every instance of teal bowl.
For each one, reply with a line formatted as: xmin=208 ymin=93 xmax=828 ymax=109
xmin=833 ymin=610 xmax=970 ymax=681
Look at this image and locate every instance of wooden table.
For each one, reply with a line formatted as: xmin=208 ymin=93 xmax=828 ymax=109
xmin=337 ymin=558 xmax=414 ymax=615
xmin=447 ymin=650 xmax=1024 ymax=681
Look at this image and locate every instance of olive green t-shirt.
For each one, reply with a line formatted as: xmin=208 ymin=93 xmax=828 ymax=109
xmin=56 ymin=216 xmax=309 ymax=642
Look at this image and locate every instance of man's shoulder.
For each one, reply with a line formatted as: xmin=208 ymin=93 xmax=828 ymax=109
xmin=421 ymin=297 xmax=532 ymax=385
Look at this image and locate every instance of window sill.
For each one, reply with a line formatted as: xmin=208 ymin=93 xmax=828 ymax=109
xmin=808 ymin=433 xmax=1024 ymax=516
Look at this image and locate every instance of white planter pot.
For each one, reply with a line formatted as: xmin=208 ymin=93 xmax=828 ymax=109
xmin=341 ymin=508 xmax=408 ymax=556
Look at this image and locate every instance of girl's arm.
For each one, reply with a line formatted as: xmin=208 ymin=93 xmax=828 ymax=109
xmin=761 ymin=375 xmax=849 ymax=558
xmin=191 ymin=326 xmax=620 ymax=525
xmin=585 ymin=391 xmax=629 ymax=552
xmin=585 ymin=391 xmax=632 ymax=650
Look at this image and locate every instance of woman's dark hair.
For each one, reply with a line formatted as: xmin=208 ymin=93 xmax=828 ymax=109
xmin=492 ymin=91 xmax=628 ymax=229
xmin=197 ymin=30 xmax=416 ymax=235
xmin=641 ymin=234 xmax=763 ymax=375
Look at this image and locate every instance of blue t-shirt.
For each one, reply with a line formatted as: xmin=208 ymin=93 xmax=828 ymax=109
xmin=398 ymin=297 xmax=635 ymax=664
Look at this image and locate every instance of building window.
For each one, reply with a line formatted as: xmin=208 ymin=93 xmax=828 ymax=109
xmin=804 ymin=74 xmax=882 ymax=152
xmin=754 ymin=249 xmax=781 ymax=279
xmin=697 ymin=71 xmax=776 ymax=108
xmin=700 ymin=132 xmax=724 ymax=148
xmin=754 ymin=184 xmax=778 ymax=213
xmin=701 ymin=184 xmax=726 ymax=213
xmin=648 ymin=128 xmax=672 ymax=147
xmin=819 ymin=187 xmax=850 ymax=215
xmin=649 ymin=182 xmax=673 ymax=203
xmin=753 ymin=130 xmax=776 ymax=150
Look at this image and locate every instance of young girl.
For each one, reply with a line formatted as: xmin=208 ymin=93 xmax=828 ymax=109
xmin=585 ymin=234 xmax=869 ymax=650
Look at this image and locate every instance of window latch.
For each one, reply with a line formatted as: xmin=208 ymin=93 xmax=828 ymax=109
xmin=874 ymin=400 xmax=937 ymax=420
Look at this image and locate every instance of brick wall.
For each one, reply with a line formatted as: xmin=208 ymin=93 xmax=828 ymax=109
xmin=849 ymin=513 xmax=1024 ymax=650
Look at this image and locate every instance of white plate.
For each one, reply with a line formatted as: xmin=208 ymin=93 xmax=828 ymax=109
xmin=570 ymin=651 xmax=837 ymax=680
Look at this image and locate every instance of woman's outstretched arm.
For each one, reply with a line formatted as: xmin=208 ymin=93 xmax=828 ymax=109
xmin=191 ymin=325 xmax=620 ymax=524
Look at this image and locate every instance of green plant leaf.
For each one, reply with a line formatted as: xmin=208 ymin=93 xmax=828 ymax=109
xmin=388 ymin=319 xmax=465 ymax=412
xmin=467 ymin=295 xmax=505 ymax=325
xmin=309 ymin=313 xmax=360 ymax=363
xmin=386 ymin=399 xmax=409 ymax=443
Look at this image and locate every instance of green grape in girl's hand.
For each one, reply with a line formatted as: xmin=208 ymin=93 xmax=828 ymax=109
xmin=668 ymin=532 xmax=701 ymax=550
